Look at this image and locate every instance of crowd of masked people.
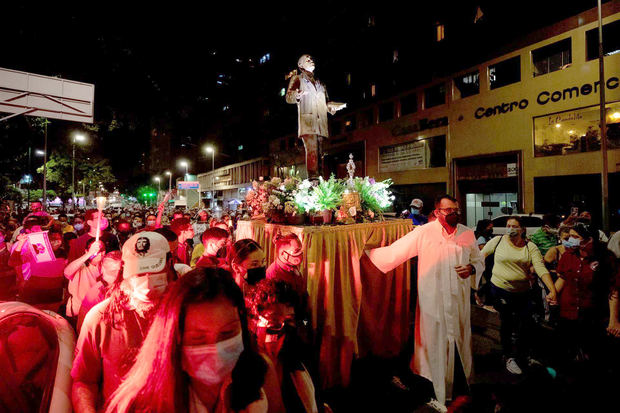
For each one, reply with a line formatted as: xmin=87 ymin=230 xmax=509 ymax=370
xmin=0 ymin=199 xmax=324 ymax=413
xmin=471 ymin=211 xmax=620 ymax=383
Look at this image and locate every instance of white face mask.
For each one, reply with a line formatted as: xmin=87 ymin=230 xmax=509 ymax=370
xmin=182 ymin=332 xmax=244 ymax=386
xmin=128 ymin=272 xmax=168 ymax=303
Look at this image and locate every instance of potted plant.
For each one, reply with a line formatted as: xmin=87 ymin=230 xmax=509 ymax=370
xmin=312 ymin=174 xmax=344 ymax=224
xmin=352 ymin=177 xmax=395 ymax=220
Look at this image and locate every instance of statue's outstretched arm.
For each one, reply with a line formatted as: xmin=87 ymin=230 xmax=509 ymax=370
xmin=285 ymin=76 xmax=301 ymax=104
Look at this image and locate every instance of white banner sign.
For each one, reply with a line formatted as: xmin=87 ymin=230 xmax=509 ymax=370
xmin=27 ymin=231 xmax=56 ymax=263
xmin=379 ymin=140 xmax=428 ymax=173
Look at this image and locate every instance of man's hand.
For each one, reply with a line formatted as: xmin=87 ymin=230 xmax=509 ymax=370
xmin=455 ymin=264 xmax=473 ymax=279
xmin=607 ymin=319 xmax=620 ymax=337
xmin=295 ymin=90 xmax=307 ymax=100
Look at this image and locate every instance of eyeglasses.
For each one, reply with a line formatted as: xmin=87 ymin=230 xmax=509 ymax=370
xmin=437 ymin=208 xmax=460 ymax=214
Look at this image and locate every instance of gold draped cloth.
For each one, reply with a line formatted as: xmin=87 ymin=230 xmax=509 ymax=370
xmin=236 ymin=219 xmax=413 ymax=388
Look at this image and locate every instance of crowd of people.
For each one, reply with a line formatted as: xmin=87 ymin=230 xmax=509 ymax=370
xmin=0 ymin=198 xmax=321 ymax=413
xmin=0 ymin=195 xmax=619 ymax=412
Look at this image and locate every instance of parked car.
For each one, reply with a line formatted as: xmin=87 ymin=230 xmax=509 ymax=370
xmin=492 ymin=214 xmax=544 ymax=237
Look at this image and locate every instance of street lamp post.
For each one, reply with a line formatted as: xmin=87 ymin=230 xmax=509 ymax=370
xmin=180 ymin=161 xmax=189 ymax=180
xmin=154 ymin=176 xmax=161 ymax=203
xmin=205 ymin=146 xmax=215 ymax=171
xmin=165 ymin=171 xmax=172 ymax=193
xmin=72 ymin=134 xmax=86 ymax=211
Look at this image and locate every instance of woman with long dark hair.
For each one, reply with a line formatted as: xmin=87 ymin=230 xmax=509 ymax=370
xmin=105 ymin=267 xmax=268 ymax=413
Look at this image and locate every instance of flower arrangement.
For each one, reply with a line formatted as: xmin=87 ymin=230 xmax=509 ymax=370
xmin=245 ymin=180 xmax=269 ymax=218
xmin=352 ymin=177 xmax=395 ymax=216
xmin=249 ymin=174 xmax=394 ymax=225
xmin=248 ymin=177 xmax=306 ymax=223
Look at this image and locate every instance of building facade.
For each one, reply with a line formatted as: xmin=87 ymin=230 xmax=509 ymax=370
xmin=270 ymin=5 xmax=620 ymax=228
xmin=197 ymin=157 xmax=270 ymax=210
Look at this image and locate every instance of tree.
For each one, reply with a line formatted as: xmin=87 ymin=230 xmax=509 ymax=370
xmin=37 ymin=152 xmax=116 ymax=200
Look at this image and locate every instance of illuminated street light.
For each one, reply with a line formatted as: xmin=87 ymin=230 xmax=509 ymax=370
xmin=72 ymin=133 xmax=88 ymax=211
xmin=179 ymin=160 xmax=189 ymax=179
xmin=35 ymin=149 xmax=45 ymax=156
xmin=165 ymin=171 xmax=172 ymax=192
xmin=154 ymin=176 xmax=161 ymax=202
xmin=205 ymin=145 xmax=215 ymax=171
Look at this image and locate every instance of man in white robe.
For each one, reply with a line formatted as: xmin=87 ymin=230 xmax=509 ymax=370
xmin=367 ymin=195 xmax=484 ymax=404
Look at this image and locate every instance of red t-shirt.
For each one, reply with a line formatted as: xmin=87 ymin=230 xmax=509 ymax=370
xmin=557 ymin=250 xmax=597 ymax=320
xmin=71 ymin=298 xmax=152 ymax=409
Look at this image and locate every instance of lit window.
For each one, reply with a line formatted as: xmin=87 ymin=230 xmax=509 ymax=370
xmin=238 ymin=145 xmax=244 ymax=150
xmin=259 ymin=53 xmax=271 ymax=64
xmin=346 ymin=73 xmax=352 ymax=86
xmin=435 ymin=24 xmax=445 ymax=42
xmin=371 ymin=84 xmax=376 ymax=97
xmin=223 ymin=105 xmax=230 ymax=111
xmin=279 ymin=87 xmax=286 ymax=96
xmin=393 ymin=50 xmax=399 ymax=63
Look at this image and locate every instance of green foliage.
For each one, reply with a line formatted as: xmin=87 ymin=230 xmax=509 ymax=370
xmin=36 ymin=151 xmax=115 ymax=199
xmin=313 ymin=174 xmax=345 ymax=211
xmin=353 ymin=177 xmax=395 ymax=213
xmin=23 ymin=189 xmax=57 ymax=201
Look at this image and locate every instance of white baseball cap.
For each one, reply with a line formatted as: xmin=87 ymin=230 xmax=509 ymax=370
xmin=410 ymin=198 xmax=423 ymax=208
xmin=122 ymin=232 xmax=170 ymax=278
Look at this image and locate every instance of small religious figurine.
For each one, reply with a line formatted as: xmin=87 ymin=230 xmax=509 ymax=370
xmin=341 ymin=153 xmax=361 ymax=222
xmin=286 ymin=54 xmax=346 ymax=179
xmin=346 ymin=153 xmax=356 ymax=186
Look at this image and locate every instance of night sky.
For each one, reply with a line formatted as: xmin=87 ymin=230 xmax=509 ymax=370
xmin=1 ymin=1 xmax=605 ymax=189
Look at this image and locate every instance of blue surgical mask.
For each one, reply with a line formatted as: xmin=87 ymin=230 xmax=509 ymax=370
xmin=74 ymin=223 xmax=84 ymax=231
xmin=410 ymin=208 xmax=419 ymax=215
xmin=566 ymin=237 xmax=581 ymax=248
xmin=508 ymin=228 xmax=520 ymax=238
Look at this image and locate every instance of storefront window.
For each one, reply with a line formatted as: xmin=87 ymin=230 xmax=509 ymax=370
xmin=534 ymin=101 xmax=620 ymax=157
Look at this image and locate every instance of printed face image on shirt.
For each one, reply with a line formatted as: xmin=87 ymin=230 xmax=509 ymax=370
xmin=32 ymin=243 xmax=46 ymax=254
xmin=135 ymin=237 xmax=151 ymax=256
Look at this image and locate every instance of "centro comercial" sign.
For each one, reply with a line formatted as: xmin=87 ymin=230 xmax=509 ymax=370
xmin=474 ymin=76 xmax=619 ymax=119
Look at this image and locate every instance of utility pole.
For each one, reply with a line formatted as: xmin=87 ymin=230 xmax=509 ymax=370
xmin=27 ymin=146 xmax=31 ymax=204
xmin=42 ymin=120 xmax=48 ymax=211
xmin=597 ymin=0 xmax=609 ymax=232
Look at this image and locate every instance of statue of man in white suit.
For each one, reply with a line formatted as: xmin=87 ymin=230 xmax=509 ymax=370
xmin=286 ymin=54 xmax=345 ymax=179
